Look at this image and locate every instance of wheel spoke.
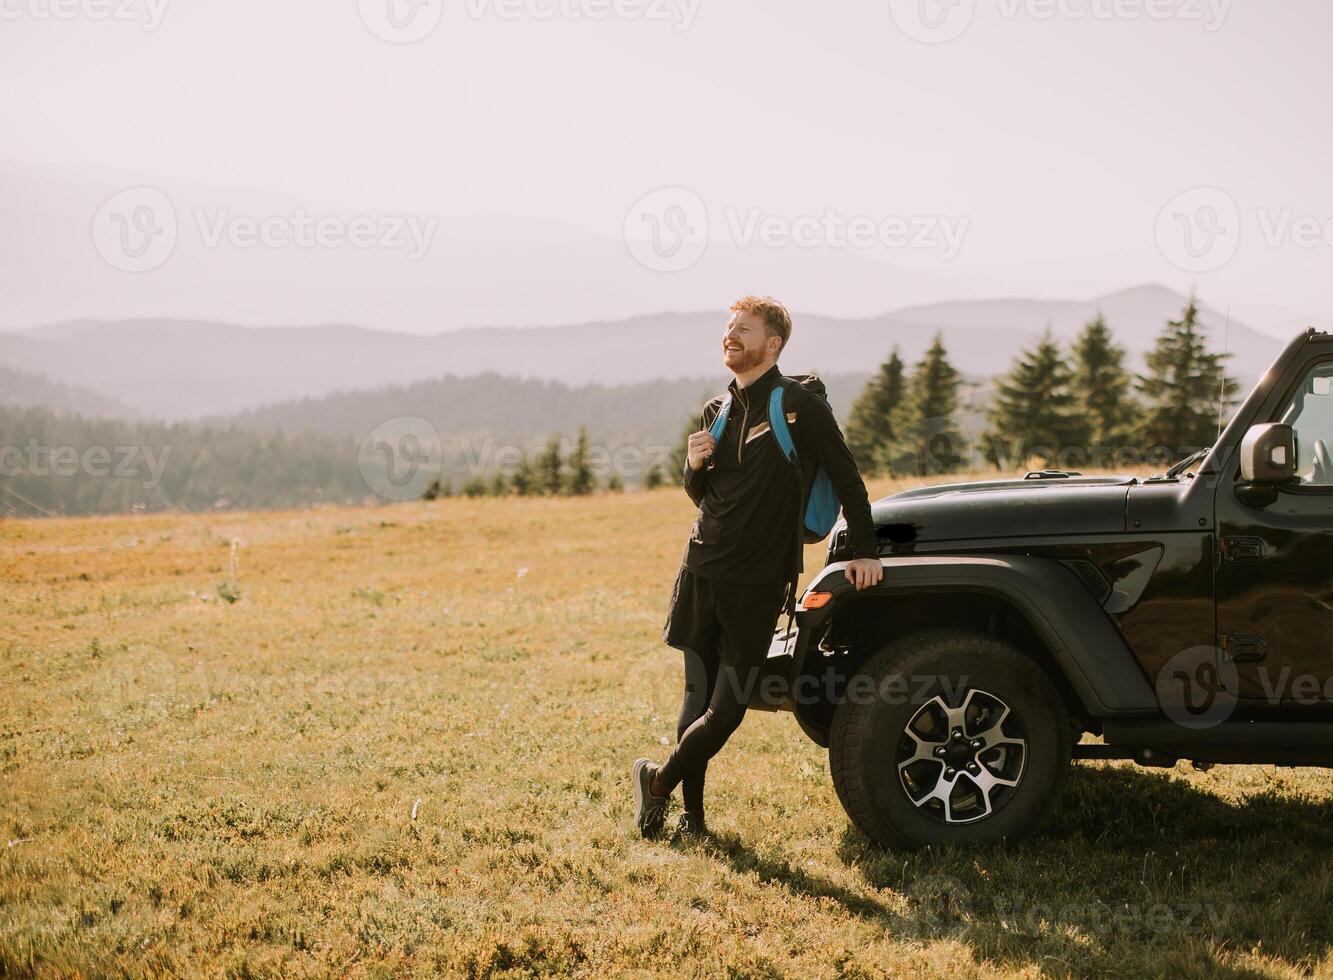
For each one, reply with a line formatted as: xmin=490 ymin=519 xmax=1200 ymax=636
xmin=895 ymin=685 xmax=1028 ymax=827
xmin=913 ymin=771 xmax=959 ymax=822
xmin=975 ymin=728 xmax=1024 ymax=752
xmin=957 ymin=688 xmax=983 ymax=729
xmin=970 ymin=765 xmax=1019 ymax=795
xmin=970 ymin=702 xmax=1017 ymax=749
xmin=941 ymin=695 xmax=968 ymax=736
xmin=959 ymin=772 xmax=994 ymax=819
xmin=898 ymin=730 xmax=945 ymax=772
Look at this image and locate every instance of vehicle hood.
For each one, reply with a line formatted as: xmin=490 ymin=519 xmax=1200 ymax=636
xmin=859 ymin=475 xmax=1136 ymax=545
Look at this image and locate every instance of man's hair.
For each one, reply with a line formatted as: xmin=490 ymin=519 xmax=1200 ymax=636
xmin=730 ymin=295 xmax=792 ymax=353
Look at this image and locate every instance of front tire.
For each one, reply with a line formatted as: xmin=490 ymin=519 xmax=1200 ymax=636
xmin=829 ymin=629 xmax=1071 ymax=849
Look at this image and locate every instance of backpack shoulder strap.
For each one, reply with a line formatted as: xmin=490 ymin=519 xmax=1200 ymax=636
xmin=768 ymin=379 xmax=797 ymax=465
xmin=708 ymin=393 xmax=732 ymax=442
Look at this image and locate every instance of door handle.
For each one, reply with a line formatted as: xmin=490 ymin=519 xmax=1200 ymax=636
xmin=1223 ymin=632 xmax=1267 ymax=663
xmin=1221 ymin=536 xmax=1264 ymax=564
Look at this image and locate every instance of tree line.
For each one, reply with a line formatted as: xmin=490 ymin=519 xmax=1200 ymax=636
xmin=0 ymin=406 xmax=371 ymax=518
xmin=0 ymin=298 xmax=1239 ymax=517
xmin=844 ymin=296 xmax=1238 ymax=476
xmin=421 ymin=429 xmax=644 ymax=498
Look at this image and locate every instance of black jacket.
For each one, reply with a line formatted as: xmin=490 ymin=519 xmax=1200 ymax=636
xmin=680 ymin=364 xmax=879 ymax=586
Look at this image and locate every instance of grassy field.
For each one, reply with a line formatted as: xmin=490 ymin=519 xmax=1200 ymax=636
xmin=2 ymin=475 xmax=1332 ymax=978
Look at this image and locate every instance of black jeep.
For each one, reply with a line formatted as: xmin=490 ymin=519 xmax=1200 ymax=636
xmin=753 ymin=328 xmax=1333 ymax=849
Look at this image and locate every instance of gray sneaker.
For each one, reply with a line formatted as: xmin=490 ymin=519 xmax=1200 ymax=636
xmin=632 ymin=758 xmax=669 ymax=838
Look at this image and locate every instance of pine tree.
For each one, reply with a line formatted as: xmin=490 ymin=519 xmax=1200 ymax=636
xmin=565 ymin=427 xmax=594 ymax=496
xmin=669 ymin=411 xmax=701 ymax=485
xmin=643 ymin=462 xmax=664 ymax=489
xmin=889 ymin=334 xmax=968 ymax=476
xmin=536 ymin=435 xmax=565 ymax=495
xmin=983 ymin=330 xmax=1083 ymax=469
xmin=605 ymin=473 xmax=624 ymax=493
xmin=511 ymin=454 xmax=536 ymax=496
xmin=1072 ymin=315 xmax=1137 ymax=453
xmin=1138 ymin=298 xmax=1238 ymax=457
xmin=488 ymin=471 xmax=509 ymax=496
xmin=846 ymin=348 xmax=906 ymax=475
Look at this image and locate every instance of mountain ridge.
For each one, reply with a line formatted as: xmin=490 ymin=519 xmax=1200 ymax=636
xmin=0 ymin=284 xmax=1281 ymax=420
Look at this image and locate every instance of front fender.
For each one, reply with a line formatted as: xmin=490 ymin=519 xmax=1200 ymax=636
xmin=791 ymin=554 xmax=1157 ymax=718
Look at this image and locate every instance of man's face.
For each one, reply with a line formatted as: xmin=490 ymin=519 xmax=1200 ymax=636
xmin=722 ymin=311 xmax=775 ymax=373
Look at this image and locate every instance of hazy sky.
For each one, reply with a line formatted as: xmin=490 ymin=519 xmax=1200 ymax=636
xmin=5 ymin=0 xmax=1333 ymax=330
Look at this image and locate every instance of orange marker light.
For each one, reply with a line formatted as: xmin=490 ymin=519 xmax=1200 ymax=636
xmin=800 ymin=591 xmax=834 ymax=610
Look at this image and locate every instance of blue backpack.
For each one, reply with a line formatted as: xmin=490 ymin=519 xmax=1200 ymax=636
xmin=707 ymin=374 xmax=841 ymax=544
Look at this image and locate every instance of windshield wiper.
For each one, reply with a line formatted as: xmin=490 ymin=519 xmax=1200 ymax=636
xmin=1150 ymin=447 xmax=1210 ymax=482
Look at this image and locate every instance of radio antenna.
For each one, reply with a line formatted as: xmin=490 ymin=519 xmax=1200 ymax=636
xmin=1216 ymin=305 xmax=1231 ymax=441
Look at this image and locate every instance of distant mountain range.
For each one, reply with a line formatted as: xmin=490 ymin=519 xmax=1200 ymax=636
xmin=0 ymin=365 xmax=140 ymax=419
xmin=0 ymin=284 xmax=1281 ymax=421
xmin=202 ymin=372 xmax=837 ymax=443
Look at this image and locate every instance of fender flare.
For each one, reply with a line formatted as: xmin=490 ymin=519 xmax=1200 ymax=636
xmin=792 ymin=554 xmax=1157 ymax=718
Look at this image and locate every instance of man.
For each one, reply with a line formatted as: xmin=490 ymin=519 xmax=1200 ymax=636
xmin=633 ymin=295 xmax=883 ymax=839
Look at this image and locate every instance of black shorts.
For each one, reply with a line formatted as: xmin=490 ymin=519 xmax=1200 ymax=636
xmin=662 ymin=566 xmax=787 ymax=669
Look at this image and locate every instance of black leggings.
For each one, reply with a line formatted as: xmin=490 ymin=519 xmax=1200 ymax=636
xmin=656 ymin=569 xmax=786 ymax=813
xmin=668 ymin=648 xmax=724 ymax=814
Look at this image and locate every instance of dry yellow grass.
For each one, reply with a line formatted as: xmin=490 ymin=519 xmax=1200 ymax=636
xmin=2 ymin=475 xmax=1332 ymax=977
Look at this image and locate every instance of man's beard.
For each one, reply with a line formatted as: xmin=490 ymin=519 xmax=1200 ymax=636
xmin=724 ymin=344 xmax=766 ymax=373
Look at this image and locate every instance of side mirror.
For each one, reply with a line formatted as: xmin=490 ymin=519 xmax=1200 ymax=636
xmin=1240 ymin=423 xmax=1296 ymax=484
